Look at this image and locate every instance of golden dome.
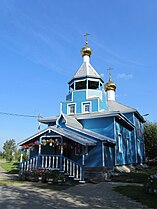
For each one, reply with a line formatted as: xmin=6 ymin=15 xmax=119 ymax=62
xmin=81 ymin=44 xmax=92 ymax=57
xmin=105 ymin=75 xmax=116 ymax=91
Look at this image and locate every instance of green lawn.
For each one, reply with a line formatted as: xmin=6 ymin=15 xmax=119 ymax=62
xmin=0 ymin=161 xmax=19 ymax=174
xmin=115 ymin=185 xmax=157 ymax=209
xmin=112 ymin=167 xmax=157 ymax=209
xmin=111 ymin=167 xmax=157 ymax=183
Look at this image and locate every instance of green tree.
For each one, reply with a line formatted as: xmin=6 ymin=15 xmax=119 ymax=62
xmin=3 ymin=139 xmax=16 ymax=161
xmin=144 ymin=121 xmax=157 ymax=162
xmin=0 ymin=151 xmax=4 ymax=159
xmin=14 ymin=149 xmax=20 ymax=162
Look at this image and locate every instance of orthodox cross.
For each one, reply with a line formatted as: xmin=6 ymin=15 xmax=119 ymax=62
xmin=107 ymin=67 xmax=113 ymax=80
xmin=84 ymin=33 xmax=90 ymax=45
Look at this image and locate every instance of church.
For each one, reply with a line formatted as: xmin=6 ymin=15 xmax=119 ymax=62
xmin=19 ymin=36 xmax=145 ymax=182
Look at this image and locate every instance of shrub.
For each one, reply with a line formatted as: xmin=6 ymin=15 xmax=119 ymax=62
xmin=145 ymin=173 xmax=157 ymax=195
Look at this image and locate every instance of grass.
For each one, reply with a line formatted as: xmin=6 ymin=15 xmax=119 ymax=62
xmin=0 ymin=161 xmax=74 ymax=191
xmin=115 ymin=185 xmax=157 ymax=209
xmin=112 ymin=167 xmax=157 ymax=208
xmin=0 ymin=161 xmax=19 ymax=174
xmin=111 ymin=167 xmax=157 ymax=183
xmin=0 ymin=180 xmax=23 ymax=185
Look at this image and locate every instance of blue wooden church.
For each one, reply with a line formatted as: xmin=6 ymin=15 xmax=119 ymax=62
xmin=19 ymin=37 xmax=145 ymax=182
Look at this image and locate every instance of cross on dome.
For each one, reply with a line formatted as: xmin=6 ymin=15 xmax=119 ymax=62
xmin=105 ymin=67 xmax=116 ymax=92
xmin=84 ymin=33 xmax=90 ymax=45
xmin=81 ymin=32 xmax=92 ymax=57
xmin=107 ymin=67 xmax=113 ymax=81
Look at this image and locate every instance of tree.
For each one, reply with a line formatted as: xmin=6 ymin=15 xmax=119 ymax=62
xmin=0 ymin=151 xmax=4 ymax=159
xmin=144 ymin=121 xmax=157 ymax=162
xmin=3 ymin=139 xmax=16 ymax=161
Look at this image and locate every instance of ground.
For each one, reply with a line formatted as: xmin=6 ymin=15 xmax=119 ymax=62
xmin=0 ymin=166 xmax=151 ymax=209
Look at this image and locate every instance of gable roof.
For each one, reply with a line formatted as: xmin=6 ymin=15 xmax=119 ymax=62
xmin=68 ymin=62 xmax=104 ymax=84
xmin=39 ymin=116 xmax=58 ymax=124
xmin=39 ymin=110 xmax=135 ymax=130
xmin=18 ymin=127 xmax=60 ymax=146
xmin=106 ymin=101 xmax=136 ymax=112
xmin=18 ymin=126 xmax=97 ymax=147
xmin=106 ymin=101 xmax=145 ymax=122
xmin=56 ymin=113 xmax=83 ymax=129
xmin=66 ymin=125 xmax=115 ymax=144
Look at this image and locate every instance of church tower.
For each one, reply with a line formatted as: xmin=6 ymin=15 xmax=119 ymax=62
xmin=61 ymin=34 xmax=108 ymax=114
xmin=104 ymin=70 xmax=116 ymax=101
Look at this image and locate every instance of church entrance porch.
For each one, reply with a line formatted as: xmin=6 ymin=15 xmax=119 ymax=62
xmin=19 ymin=136 xmax=86 ymax=183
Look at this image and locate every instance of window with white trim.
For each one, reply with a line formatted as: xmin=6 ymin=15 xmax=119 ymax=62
xmin=83 ymin=102 xmax=91 ymax=113
xmin=68 ymin=104 xmax=76 ymax=114
xmin=118 ymin=133 xmax=122 ymax=153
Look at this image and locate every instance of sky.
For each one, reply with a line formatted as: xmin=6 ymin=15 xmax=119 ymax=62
xmin=0 ymin=0 xmax=157 ymax=150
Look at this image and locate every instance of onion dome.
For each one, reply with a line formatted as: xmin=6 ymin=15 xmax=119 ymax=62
xmin=81 ymin=33 xmax=92 ymax=57
xmin=81 ymin=44 xmax=92 ymax=57
xmin=105 ymin=75 xmax=116 ymax=91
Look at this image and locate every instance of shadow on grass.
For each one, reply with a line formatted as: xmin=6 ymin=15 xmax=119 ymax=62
xmin=115 ymin=185 xmax=157 ymax=209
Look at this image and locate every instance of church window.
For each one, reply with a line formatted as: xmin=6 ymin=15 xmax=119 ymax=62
xmin=88 ymin=80 xmax=99 ymax=89
xmin=68 ymin=104 xmax=76 ymax=114
xmin=118 ymin=133 xmax=122 ymax=153
xmin=76 ymin=80 xmax=86 ymax=90
xmin=82 ymin=102 xmax=91 ymax=113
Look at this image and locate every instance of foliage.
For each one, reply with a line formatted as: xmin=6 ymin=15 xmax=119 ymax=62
xmin=111 ymin=167 xmax=157 ymax=183
xmin=144 ymin=121 xmax=157 ymax=162
xmin=0 ymin=161 xmax=19 ymax=174
xmin=0 ymin=151 xmax=5 ymax=159
xmin=145 ymin=173 xmax=157 ymax=196
xmin=115 ymin=185 xmax=157 ymax=209
xmin=3 ymin=139 xmax=16 ymax=161
xmin=14 ymin=149 xmax=20 ymax=162
xmin=19 ymin=168 xmax=66 ymax=184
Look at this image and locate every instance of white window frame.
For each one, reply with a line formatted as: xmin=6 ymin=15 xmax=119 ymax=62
xmin=118 ymin=133 xmax=122 ymax=153
xmin=82 ymin=101 xmax=91 ymax=113
xmin=75 ymin=79 xmax=87 ymax=90
xmin=67 ymin=103 xmax=76 ymax=115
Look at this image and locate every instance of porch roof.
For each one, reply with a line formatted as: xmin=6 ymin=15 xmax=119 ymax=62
xmin=65 ymin=125 xmax=116 ymax=144
xmin=18 ymin=126 xmax=97 ymax=147
xmin=50 ymin=126 xmax=97 ymax=146
xmin=18 ymin=128 xmax=61 ymax=146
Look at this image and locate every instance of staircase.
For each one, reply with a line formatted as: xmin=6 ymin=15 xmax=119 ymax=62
xmin=20 ymin=154 xmax=84 ymax=183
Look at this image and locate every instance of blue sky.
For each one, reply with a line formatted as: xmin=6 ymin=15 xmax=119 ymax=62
xmin=0 ymin=0 xmax=156 ymax=150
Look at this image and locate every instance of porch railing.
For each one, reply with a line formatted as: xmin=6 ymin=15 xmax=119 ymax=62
xmin=20 ymin=156 xmax=38 ymax=171
xmin=20 ymin=155 xmax=83 ymax=181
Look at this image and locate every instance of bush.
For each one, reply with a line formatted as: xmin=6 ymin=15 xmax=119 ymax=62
xmin=19 ymin=168 xmax=65 ymax=184
xmin=145 ymin=174 xmax=157 ymax=196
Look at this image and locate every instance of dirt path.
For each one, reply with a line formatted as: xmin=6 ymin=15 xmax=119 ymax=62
xmin=0 ymin=165 xmax=18 ymax=181
xmin=0 ymin=165 xmax=151 ymax=209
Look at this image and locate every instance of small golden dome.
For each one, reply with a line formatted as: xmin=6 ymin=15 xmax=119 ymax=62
xmin=105 ymin=75 xmax=116 ymax=91
xmin=81 ymin=44 xmax=92 ymax=57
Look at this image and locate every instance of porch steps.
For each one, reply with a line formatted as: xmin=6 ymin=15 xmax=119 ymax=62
xmin=20 ymin=155 xmax=84 ymax=183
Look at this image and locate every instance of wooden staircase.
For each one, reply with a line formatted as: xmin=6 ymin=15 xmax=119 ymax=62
xmin=20 ymin=155 xmax=84 ymax=183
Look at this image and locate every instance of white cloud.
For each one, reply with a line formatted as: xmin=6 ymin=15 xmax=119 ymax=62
xmin=117 ymin=73 xmax=133 ymax=80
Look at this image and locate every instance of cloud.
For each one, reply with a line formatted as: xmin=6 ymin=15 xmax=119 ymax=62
xmin=117 ymin=73 xmax=133 ymax=80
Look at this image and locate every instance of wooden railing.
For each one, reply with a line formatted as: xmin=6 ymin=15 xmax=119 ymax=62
xmin=21 ymin=156 xmax=38 ymax=171
xmin=20 ymin=155 xmax=83 ymax=181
